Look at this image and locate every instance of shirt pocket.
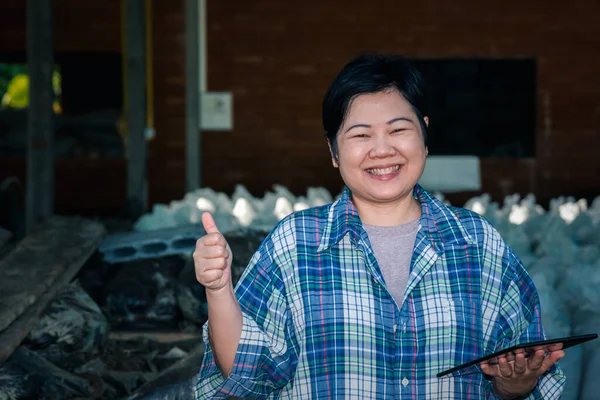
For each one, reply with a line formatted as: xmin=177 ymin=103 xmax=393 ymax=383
xmin=418 ymin=296 xmax=484 ymax=378
xmin=450 ymin=299 xmax=485 ymax=377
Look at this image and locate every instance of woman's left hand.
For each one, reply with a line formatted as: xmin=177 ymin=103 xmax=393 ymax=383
xmin=480 ymin=344 xmax=565 ymax=399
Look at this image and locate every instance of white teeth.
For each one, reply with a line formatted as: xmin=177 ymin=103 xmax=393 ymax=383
xmin=367 ymin=165 xmax=401 ymax=175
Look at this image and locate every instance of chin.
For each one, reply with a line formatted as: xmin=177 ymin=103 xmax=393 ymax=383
xmin=363 ymin=186 xmax=413 ymax=203
xmin=372 ymin=191 xmax=410 ymax=203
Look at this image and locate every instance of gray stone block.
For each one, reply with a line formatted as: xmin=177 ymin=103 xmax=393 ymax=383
xmin=99 ymin=224 xmax=207 ymax=264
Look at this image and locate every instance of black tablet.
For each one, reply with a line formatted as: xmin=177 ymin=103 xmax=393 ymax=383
xmin=437 ymin=333 xmax=598 ymax=378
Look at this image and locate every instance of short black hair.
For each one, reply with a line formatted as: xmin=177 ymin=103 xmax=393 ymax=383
xmin=322 ymin=53 xmax=428 ymax=159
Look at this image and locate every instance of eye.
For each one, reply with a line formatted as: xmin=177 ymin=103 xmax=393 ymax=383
xmin=391 ymin=128 xmax=406 ymax=134
xmin=352 ymin=133 xmax=369 ymax=138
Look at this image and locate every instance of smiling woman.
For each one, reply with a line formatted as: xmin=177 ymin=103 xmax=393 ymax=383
xmin=193 ymin=54 xmax=566 ymax=400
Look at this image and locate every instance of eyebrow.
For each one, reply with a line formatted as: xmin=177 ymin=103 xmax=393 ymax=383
xmin=344 ymin=117 xmax=414 ymax=133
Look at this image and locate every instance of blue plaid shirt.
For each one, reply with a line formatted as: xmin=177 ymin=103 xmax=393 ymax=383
xmin=195 ymin=184 xmax=565 ymax=399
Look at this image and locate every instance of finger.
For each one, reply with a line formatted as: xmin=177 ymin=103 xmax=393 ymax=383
xmin=480 ymin=362 xmax=499 ymax=377
xmin=513 ymin=352 xmax=527 ymax=374
xmin=201 ymin=244 xmax=229 ymax=259
xmin=200 ymin=257 xmax=227 ymax=271
xmin=538 ymin=350 xmax=565 ymax=375
xmin=527 ymin=349 xmax=546 ymax=371
xmin=550 ymin=349 xmax=566 ymax=362
xmin=198 ymin=268 xmax=224 ymax=285
xmin=497 ymin=357 xmax=513 ymax=377
xmin=504 ymin=351 xmax=516 ymax=363
xmin=198 ymin=232 xmax=227 ymax=247
xmin=202 ymin=212 xmax=220 ymax=234
xmin=547 ymin=343 xmax=564 ymax=352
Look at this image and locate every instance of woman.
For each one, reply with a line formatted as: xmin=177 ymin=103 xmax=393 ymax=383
xmin=193 ymin=54 xmax=566 ymax=399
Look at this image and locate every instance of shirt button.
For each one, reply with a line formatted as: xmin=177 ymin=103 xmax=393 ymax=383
xmin=402 ymin=377 xmax=409 ymax=387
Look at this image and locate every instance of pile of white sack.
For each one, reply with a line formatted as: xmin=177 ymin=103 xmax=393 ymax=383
xmin=134 ymin=185 xmax=600 ymax=400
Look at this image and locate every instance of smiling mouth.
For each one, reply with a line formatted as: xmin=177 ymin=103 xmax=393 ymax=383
xmin=366 ymin=165 xmax=402 ymax=176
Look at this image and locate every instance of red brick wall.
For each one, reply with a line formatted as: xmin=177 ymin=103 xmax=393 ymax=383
xmin=0 ymin=0 xmax=121 ymax=52
xmin=200 ymin=0 xmax=600 ymax=204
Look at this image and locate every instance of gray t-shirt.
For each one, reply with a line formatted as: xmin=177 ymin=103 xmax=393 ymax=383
xmin=363 ymin=219 xmax=420 ymax=307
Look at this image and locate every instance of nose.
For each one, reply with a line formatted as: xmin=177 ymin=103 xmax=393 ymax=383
xmin=369 ymin=133 xmax=395 ymax=158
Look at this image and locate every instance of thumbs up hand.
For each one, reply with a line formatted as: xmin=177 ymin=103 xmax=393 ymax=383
xmin=193 ymin=212 xmax=233 ymax=292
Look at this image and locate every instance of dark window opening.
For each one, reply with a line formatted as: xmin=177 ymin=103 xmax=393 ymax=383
xmin=411 ymin=58 xmax=537 ymax=158
xmin=59 ymin=52 xmax=122 ymax=116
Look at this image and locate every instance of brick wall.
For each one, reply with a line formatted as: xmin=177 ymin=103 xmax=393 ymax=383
xmin=201 ymin=0 xmax=600 ymax=204
xmin=0 ymin=0 xmax=121 ymax=52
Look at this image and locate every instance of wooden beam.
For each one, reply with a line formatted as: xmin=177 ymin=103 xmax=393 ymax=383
xmin=185 ymin=0 xmax=201 ymax=191
xmin=125 ymin=0 xmax=148 ymax=218
xmin=0 ymin=216 xmax=105 ymax=366
xmin=25 ymin=0 xmax=55 ymax=233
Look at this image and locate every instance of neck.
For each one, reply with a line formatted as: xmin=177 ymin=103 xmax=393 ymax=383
xmin=352 ymin=191 xmax=422 ymax=227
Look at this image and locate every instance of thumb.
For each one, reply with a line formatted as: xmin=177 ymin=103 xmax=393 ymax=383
xmin=201 ymin=212 xmax=220 ymax=234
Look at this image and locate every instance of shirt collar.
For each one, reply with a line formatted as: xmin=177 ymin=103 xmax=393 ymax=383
xmin=318 ymin=184 xmax=476 ymax=254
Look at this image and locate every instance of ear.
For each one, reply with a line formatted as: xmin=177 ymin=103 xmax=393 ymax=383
xmin=327 ymin=140 xmax=339 ymax=168
xmin=423 ymin=117 xmax=429 ymax=156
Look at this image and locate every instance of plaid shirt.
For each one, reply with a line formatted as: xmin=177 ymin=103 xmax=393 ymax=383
xmin=195 ymin=184 xmax=565 ymax=399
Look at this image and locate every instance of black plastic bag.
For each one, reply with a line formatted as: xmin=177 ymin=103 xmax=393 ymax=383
xmin=21 ymin=281 xmax=109 ymax=371
xmin=102 ymin=256 xmax=185 ymax=330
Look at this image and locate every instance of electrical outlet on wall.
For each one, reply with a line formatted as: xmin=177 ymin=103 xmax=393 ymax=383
xmin=199 ymin=92 xmax=233 ymax=130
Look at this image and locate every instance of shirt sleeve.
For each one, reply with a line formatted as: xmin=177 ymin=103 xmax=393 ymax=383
xmin=486 ymin=248 xmax=566 ymax=399
xmin=195 ymin=228 xmax=299 ymax=399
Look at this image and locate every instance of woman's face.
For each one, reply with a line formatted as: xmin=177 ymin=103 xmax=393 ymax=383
xmin=332 ymin=89 xmax=428 ymax=208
